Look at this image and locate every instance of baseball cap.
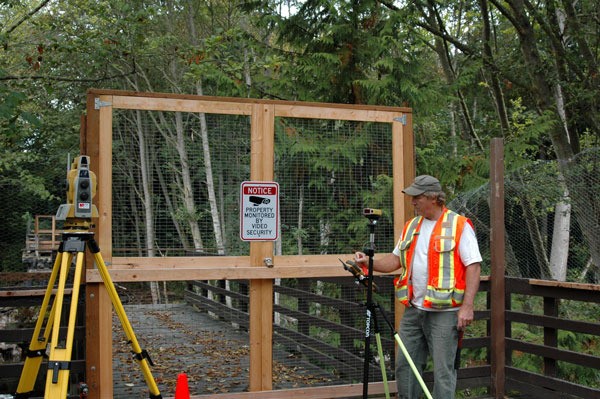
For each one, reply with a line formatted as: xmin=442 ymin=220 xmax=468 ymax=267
xmin=402 ymin=175 xmax=442 ymax=196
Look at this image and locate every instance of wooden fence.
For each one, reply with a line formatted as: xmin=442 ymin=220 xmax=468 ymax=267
xmin=182 ymin=277 xmax=600 ymax=399
xmin=0 ymin=285 xmax=86 ymax=398
xmin=2 ymin=276 xmax=600 ymax=398
xmin=82 ymin=89 xmax=415 ymax=398
xmin=503 ymin=278 xmax=600 ymax=399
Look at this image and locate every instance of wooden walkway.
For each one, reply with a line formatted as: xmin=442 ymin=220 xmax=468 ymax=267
xmin=113 ymin=303 xmax=344 ymax=398
xmin=113 ymin=304 xmax=528 ymax=399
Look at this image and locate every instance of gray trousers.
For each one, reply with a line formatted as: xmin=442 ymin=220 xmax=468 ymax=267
xmin=395 ymin=306 xmax=459 ymax=399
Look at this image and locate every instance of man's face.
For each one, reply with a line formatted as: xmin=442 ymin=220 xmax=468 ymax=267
xmin=411 ymin=194 xmax=439 ymax=220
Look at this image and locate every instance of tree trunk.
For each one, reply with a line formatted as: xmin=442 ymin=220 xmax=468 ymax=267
xmin=479 ymin=0 xmax=510 ymax=136
xmin=549 ymin=185 xmax=570 ymax=281
xmin=492 ymin=0 xmax=600 ymax=270
xmin=134 ymin=109 xmax=161 ymax=304
xmin=174 ymin=111 xmax=204 ymax=251
xmin=514 ymin=171 xmax=552 ymax=278
xmin=195 ymin=83 xmax=226 ymax=255
xmin=155 ymin=160 xmax=191 ymax=251
xmin=422 ymin=0 xmax=483 ymax=150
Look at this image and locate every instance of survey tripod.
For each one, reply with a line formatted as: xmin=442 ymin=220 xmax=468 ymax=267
xmin=341 ymin=208 xmax=433 ymax=399
xmin=15 ymin=155 xmax=162 ymax=399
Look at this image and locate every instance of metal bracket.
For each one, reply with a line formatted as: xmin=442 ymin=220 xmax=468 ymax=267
xmin=264 ymin=257 xmax=274 ymax=268
xmin=94 ymin=98 xmax=112 ymax=109
xmin=49 ymin=360 xmax=70 ymax=383
xmin=393 ymin=114 xmax=407 ymax=125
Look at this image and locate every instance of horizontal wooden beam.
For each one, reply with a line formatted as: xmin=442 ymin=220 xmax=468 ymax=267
xmin=110 ymin=94 xmax=405 ymax=122
xmin=88 ymin=89 xmax=412 ymax=116
xmin=0 ymin=288 xmax=72 ymax=297
xmin=85 ymin=254 xmax=396 ymax=282
xmin=111 ymin=95 xmax=254 ymax=115
xmin=506 ymin=367 xmax=600 ymax=399
xmin=528 ymin=278 xmax=600 ymax=291
xmin=183 ymin=381 xmax=396 ymax=399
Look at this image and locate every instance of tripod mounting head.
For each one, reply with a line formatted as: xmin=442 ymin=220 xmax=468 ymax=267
xmin=56 ymin=155 xmax=99 ymax=224
xmin=363 ymin=208 xmax=382 ymax=222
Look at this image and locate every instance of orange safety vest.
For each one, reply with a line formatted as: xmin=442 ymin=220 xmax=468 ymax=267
xmin=394 ymin=208 xmax=472 ymax=309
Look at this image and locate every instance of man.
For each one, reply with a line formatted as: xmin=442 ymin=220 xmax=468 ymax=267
xmin=355 ymin=175 xmax=481 ymax=399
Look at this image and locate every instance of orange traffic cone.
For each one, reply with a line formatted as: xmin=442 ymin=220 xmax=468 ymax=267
xmin=174 ymin=373 xmax=190 ymax=399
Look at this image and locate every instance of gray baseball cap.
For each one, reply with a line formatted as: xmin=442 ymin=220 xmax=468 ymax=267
xmin=402 ymin=175 xmax=442 ymax=196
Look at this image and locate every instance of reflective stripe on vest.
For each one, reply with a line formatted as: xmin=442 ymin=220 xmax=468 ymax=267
xmin=394 ymin=216 xmax=422 ymax=307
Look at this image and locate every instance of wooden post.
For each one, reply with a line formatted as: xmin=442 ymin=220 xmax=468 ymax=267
xmin=490 ymin=138 xmax=506 ymax=398
xmin=543 ymin=297 xmax=558 ymax=377
xmin=392 ymin=113 xmax=413 ymax=332
xmin=248 ymin=104 xmax=275 ymax=391
xmin=84 ymin=93 xmax=114 ymax=398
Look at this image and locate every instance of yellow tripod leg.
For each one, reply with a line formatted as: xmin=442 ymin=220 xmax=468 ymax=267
xmin=44 ymin=249 xmax=85 ymax=398
xmin=91 ymin=244 xmax=162 ymax=398
xmin=15 ymin=250 xmax=64 ymax=398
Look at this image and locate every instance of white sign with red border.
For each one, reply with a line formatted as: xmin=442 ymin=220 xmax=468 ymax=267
xmin=240 ymin=181 xmax=279 ymax=241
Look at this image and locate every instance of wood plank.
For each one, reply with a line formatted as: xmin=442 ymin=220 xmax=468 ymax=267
xmin=248 ymin=103 xmax=275 ymax=392
xmin=490 ymin=138 xmax=506 ymax=399
xmin=506 ymin=367 xmax=599 ymax=399
xmin=273 ymin=104 xmax=402 ymax=122
xmin=85 ymin=254 xmax=398 ymax=282
xmin=0 ymin=288 xmax=71 ymax=297
xmin=529 ymin=278 xmax=600 ymax=291
xmin=86 ymin=264 xmax=397 ymax=282
xmin=97 ymin=94 xmax=113 ymax=259
xmin=85 ymin=92 xmax=114 ymax=399
xmin=395 ymin=108 xmax=413 ymax=331
xmin=507 ymin=277 xmax=600 ymax=302
xmin=87 ymin=88 xmax=411 ymax=114
xmin=185 ymin=381 xmax=397 ymax=399
xmin=111 ymin=95 xmax=254 ymax=115
xmin=507 ymin=310 xmax=600 ymax=335
xmin=506 ymin=339 xmax=600 ymax=368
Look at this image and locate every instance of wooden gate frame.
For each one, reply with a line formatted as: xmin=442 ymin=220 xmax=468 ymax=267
xmin=82 ymin=89 xmax=414 ymax=398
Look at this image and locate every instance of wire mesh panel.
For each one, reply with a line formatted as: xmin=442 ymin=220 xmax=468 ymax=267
xmin=275 ymin=117 xmax=396 ymax=255
xmin=273 ymin=276 xmax=397 ymax=386
xmin=111 ymin=110 xmax=251 ymax=257
xmin=110 ymin=111 xmax=396 ymax=257
xmin=449 ymin=147 xmax=600 ymax=282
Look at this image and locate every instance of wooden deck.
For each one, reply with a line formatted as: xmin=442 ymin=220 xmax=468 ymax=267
xmin=113 ymin=303 xmax=348 ymax=398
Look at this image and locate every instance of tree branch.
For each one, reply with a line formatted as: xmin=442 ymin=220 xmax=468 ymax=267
xmin=3 ymin=0 xmax=52 ymax=35
xmin=0 ymin=65 xmax=137 ymax=82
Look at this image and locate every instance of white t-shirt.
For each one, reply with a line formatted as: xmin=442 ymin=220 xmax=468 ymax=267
xmin=392 ymin=216 xmax=482 ymax=309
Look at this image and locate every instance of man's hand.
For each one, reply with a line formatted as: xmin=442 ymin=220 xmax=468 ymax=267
xmin=456 ymin=303 xmax=474 ymax=330
xmin=354 ymin=252 xmax=369 ymax=274
xmin=354 ymin=251 xmax=367 ymax=264
xmin=355 ymin=251 xmax=402 ymax=274
xmin=457 ymin=262 xmax=480 ymax=330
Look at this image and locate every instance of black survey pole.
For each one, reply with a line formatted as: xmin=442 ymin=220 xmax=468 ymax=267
xmin=362 ymin=208 xmax=380 ymax=398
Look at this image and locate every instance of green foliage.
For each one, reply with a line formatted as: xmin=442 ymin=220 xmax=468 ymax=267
xmin=504 ymin=98 xmax=556 ymax=169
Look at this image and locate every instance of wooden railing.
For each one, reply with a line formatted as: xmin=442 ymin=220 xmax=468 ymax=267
xmin=184 ymin=277 xmax=600 ymax=398
xmin=185 ymin=277 xmax=493 ymax=394
xmin=186 ymin=276 xmax=398 ymax=384
xmin=503 ymin=277 xmax=600 ymax=398
xmin=0 ymin=287 xmax=86 ymax=398
xmin=2 ymin=276 xmax=599 ymax=398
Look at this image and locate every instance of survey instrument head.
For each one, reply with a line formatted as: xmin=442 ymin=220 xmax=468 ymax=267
xmin=56 ymin=155 xmax=99 ymax=224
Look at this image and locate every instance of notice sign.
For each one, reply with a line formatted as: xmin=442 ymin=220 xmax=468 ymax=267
xmin=240 ymin=181 xmax=279 ymax=241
